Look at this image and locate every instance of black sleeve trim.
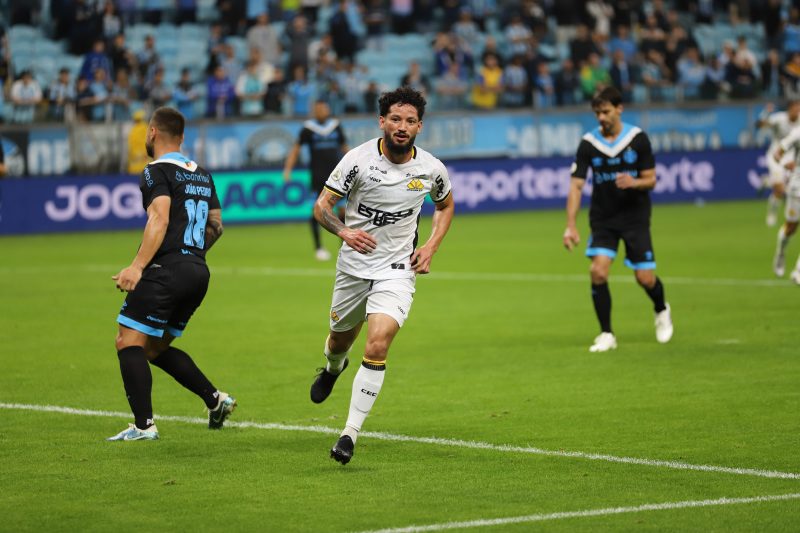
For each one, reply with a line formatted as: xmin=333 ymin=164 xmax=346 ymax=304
xmin=433 ymin=189 xmax=452 ymax=204
xmin=324 ymin=185 xmax=345 ymax=197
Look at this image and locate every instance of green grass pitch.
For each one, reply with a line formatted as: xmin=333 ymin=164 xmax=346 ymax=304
xmin=1 ymin=199 xmax=798 ymax=532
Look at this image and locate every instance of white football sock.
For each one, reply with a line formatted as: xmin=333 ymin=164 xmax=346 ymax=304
xmin=324 ymin=336 xmax=348 ymax=374
xmin=342 ymin=362 xmax=385 ymax=444
xmin=768 ymin=193 xmax=780 ymax=217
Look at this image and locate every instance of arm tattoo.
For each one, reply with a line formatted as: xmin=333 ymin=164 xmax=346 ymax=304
xmin=320 ymin=207 xmax=346 ymax=235
xmin=205 ymin=220 xmax=224 ymax=250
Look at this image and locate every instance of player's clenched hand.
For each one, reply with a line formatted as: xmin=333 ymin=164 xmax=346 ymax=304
xmin=563 ymin=226 xmax=580 ymax=251
xmin=112 ymin=266 xmax=143 ymax=292
xmin=340 ymin=228 xmax=377 ymax=254
xmin=410 ymin=245 xmax=435 ymax=274
xmin=615 ymin=173 xmax=636 ymax=189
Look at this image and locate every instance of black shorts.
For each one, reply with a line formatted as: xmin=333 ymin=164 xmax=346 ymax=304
xmin=117 ymin=261 xmax=210 ymax=338
xmin=585 ymin=224 xmax=656 ymax=270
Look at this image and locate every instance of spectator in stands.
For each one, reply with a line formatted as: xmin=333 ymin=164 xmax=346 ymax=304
xmin=521 ymin=0 xmax=548 ymax=40
xmin=390 ymin=0 xmax=415 ymax=35
xmin=11 ymin=70 xmax=43 ymax=124
xmin=174 ymin=68 xmax=201 ymax=120
xmin=111 ymin=68 xmax=136 ymax=121
xmin=701 ymin=55 xmax=727 ymax=100
xmin=364 ymin=0 xmax=387 ymax=50
xmin=665 ymin=25 xmax=696 ymax=79
xmin=288 ymin=65 xmax=315 ymax=116
xmin=689 ymin=0 xmax=715 ymax=24
xmin=569 ymin=23 xmax=600 ymax=68
xmin=466 ymin=0 xmax=496 ymax=31
xmin=579 ymin=52 xmax=611 ymax=100
xmin=363 ymin=80 xmax=380 ymax=112
xmin=88 ymin=67 xmax=111 ymax=121
xmin=435 ymin=62 xmax=468 ymax=110
xmin=69 ymin=0 xmax=97 ymax=55
xmin=734 ymin=35 xmax=758 ymax=77
xmin=555 ymin=58 xmax=580 ymax=106
xmin=337 ymin=60 xmax=365 ymax=113
xmin=127 ymin=109 xmax=150 ymax=174
xmin=264 ymin=68 xmax=287 ymax=114
xmin=400 ymin=61 xmax=431 ymax=97
xmin=533 ymin=61 xmax=556 ymax=109
xmin=137 ymin=35 xmax=161 ymax=86
xmin=452 ymin=8 xmax=480 ymax=54
xmin=717 ymin=40 xmax=735 ymax=70
xmin=726 ymin=53 xmax=758 ymax=99
xmin=434 ymin=32 xmax=473 ymax=77
xmin=501 ymin=54 xmax=528 ymax=108
xmin=641 ymin=49 xmax=672 ymax=102
xmin=206 ymin=22 xmax=226 ymax=74
xmin=309 ymin=33 xmax=337 ymax=66
xmin=80 ymin=39 xmax=113 ymax=83
xmin=236 ymin=60 xmax=267 ymax=116
xmin=321 ymin=78 xmax=347 ymax=116
xmin=505 ymin=14 xmax=533 ymax=58
xmin=76 ymin=78 xmax=95 ymax=122
xmin=247 ymin=13 xmax=282 ymax=67
xmin=761 ymin=49 xmax=783 ymax=99
xmin=608 ymin=24 xmax=637 ymax=62
xmin=481 ymin=36 xmax=503 ymax=68
xmin=609 ymin=49 xmax=636 ymax=103
xmin=102 ymin=2 xmax=123 ymax=46
xmin=763 ymin=0 xmax=783 ymax=51
xmin=146 ymin=67 xmax=173 ymax=110
xmin=329 ymin=0 xmax=359 ymax=63
xmin=220 ymin=43 xmax=243 ymax=86
xmin=677 ymin=46 xmax=707 ymax=100
xmin=283 ymin=15 xmax=313 ymax=75
xmin=471 ymin=54 xmax=503 ymax=110
xmin=639 ymin=14 xmax=667 ymax=57
xmin=586 ymin=0 xmax=614 ymax=37
xmin=117 ymin=0 xmax=137 ymax=27
xmin=248 ymin=47 xmax=277 ymax=86
xmin=176 ymin=0 xmax=198 ymax=24
xmin=642 ymin=0 xmax=670 ymax=31
xmin=207 ymin=64 xmax=236 ymax=119
xmin=301 ymin=0 xmax=324 ymax=27
xmin=109 ymin=33 xmax=136 ymax=78
xmin=48 ymin=68 xmax=76 ymax=122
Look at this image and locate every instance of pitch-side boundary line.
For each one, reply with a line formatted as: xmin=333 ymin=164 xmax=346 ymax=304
xmin=0 ymin=264 xmax=790 ymax=288
xmin=2 ymin=402 xmax=798 ymax=481
xmin=354 ymin=493 xmax=800 ymax=533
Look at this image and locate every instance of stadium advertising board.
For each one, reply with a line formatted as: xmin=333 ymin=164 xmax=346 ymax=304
xmin=0 ymin=149 xmax=768 ymax=235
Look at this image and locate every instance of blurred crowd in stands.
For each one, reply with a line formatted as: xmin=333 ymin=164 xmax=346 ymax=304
xmin=3 ymin=0 xmax=800 ymax=124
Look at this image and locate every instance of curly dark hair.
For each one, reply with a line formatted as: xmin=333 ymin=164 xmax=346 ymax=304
xmin=378 ymin=86 xmax=427 ymax=121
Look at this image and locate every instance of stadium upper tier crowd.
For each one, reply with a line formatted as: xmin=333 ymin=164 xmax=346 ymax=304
xmin=4 ymin=0 xmax=800 ymax=124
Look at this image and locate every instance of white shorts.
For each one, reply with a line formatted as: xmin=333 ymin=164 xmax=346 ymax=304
xmin=766 ymin=149 xmax=792 ymax=186
xmin=329 ymin=271 xmax=416 ymax=331
xmin=785 ymin=193 xmax=800 ymax=222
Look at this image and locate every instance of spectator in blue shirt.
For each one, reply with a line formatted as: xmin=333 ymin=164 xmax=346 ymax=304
xmin=207 ymin=65 xmax=236 ymax=119
xmin=608 ymin=24 xmax=637 ymax=62
xmin=174 ymin=68 xmax=200 ymax=120
xmin=288 ymin=65 xmax=315 ymax=117
xmin=80 ymin=39 xmax=113 ymax=83
xmin=677 ymin=46 xmax=706 ymax=100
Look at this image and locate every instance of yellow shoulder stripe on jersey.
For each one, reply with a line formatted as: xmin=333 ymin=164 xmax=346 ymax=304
xmin=432 ymin=190 xmax=452 ymax=204
xmin=324 ymin=185 xmax=344 ymax=198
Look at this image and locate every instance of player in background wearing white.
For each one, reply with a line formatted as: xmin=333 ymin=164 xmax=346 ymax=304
xmin=756 ymin=100 xmax=800 ymax=226
xmin=309 ymin=87 xmax=455 ymax=464
xmin=770 ymin=127 xmax=800 ymax=283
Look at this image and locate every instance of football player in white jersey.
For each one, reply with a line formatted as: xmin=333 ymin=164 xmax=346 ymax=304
xmin=756 ymin=100 xmax=800 ymax=226
xmin=770 ymin=127 xmax=800 ymax=283
xmin=309 ymin=87 xmax=455 ymax=464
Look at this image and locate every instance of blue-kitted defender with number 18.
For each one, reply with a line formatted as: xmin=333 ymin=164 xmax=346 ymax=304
xmin=108 ymin=107 xmax=236 ymax=442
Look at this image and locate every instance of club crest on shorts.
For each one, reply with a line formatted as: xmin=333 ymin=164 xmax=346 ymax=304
xmin=330 ymin=310 xmax=340 ymax=322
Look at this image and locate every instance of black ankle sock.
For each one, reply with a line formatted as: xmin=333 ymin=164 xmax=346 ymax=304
xmin=644 ymin=277 xmax=667 ymax=313
xmin=151 ymin=347 xmax=218 ymax=409
xmin=591 ymin=282 xmax=612 ymax=333
xmin=310 ymin=217 xmax=321 ymax=249
xmin=117 ymin=346 xmax=154 ymax=430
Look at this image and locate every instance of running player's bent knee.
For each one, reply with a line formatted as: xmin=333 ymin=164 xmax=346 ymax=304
xmin=590 ymin=265 xmax=609 ymax=284
xmin=364 ymin=341 xmax=389 ymax=362
xmin=786 ymin=222 xmax=799 ymax=236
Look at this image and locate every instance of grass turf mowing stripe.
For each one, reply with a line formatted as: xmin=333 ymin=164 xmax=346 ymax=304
xmin=353 ymin=493 xmax=800 ymax=533
xmin=0 ymin=264 xmax=792 ymax=287
xmin=3 ymin=402 xmax=798 ymax=481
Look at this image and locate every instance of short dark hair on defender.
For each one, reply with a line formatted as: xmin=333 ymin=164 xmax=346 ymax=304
xmin=151 ymin=107 xmax=185 ymax=138
xmin=591 ymin=86 xmax=623 ymax=108
xmin=378 ymin=86 xmax=426 ymax=121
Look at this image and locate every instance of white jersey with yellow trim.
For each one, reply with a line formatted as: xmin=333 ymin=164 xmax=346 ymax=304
xmin=779 ymin=128 xmax=800 ymax=196
xmin=324 ymin=138 xmax=452 ymax=280
xmin=765 ymin=111 xmax=800 ymax=154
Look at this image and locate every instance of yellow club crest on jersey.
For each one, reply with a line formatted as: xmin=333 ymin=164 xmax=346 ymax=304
xmin=330 ymin=310 xmax=340 ymax=321
xmin=407 ymin=178 xmax=424 ymax=191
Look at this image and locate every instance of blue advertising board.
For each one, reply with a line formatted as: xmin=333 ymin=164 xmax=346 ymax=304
xmin=0 ymin=148 xmax=770 ymax=235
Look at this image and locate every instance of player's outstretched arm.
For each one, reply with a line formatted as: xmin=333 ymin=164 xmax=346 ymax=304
xmin=112 ymin=195 xmax=170 ymax=292
xmin=564 ymin=177 xmax=584 ymax=251
xmin=313 ymin=188 xmax=376 ymax=254
xmin=282 ymin=142 xmax=301 ymax=182
xmin=411 ymin=193 xmax=454 ymax=274
xmin=205 ymin=208 xmax=224 ymax=251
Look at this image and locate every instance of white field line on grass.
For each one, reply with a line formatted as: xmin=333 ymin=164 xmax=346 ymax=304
xmin=354 ymin=493 xmax=800 ymax=533
xmin=0 ymin=264 xmax=791 ymax=288
xmin=2 ymin=402 xmax=799 ymax=481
